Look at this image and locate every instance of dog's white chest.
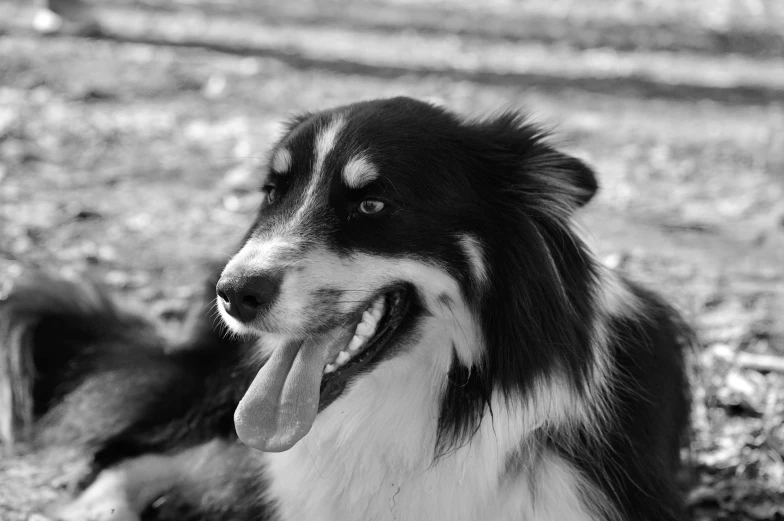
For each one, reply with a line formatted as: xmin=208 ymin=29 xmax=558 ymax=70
xmin=265 ymin=445 xmax=598 ymax=521
xmin=265 ymin=446 xmax=483 ymax=521
xmin=263 ymin=397 xmax=599 ymax=521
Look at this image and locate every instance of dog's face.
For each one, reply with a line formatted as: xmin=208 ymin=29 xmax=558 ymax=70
xmin=217 ymin=97 xmax=598 ymax=453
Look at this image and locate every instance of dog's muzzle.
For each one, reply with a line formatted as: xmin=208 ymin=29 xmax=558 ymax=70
xmin=216 ymin=270 xmax=283 ymax=323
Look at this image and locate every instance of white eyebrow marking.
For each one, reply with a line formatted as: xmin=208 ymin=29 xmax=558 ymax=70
xmin=290 ymin=114 xmax=346 ymax=227
xmin=342 ymin=154 xmax=379 ymax=189
xmin=458 ymin=233 xmax=489 ymax=288
xmin=270 ymin=148 xmax=292 ymax=174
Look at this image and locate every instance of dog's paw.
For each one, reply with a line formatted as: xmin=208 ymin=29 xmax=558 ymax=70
xmin=46 ymin=501 xmax=139 ymax=521
xmin=45 ymin=469 xmax=140 ymax=521
xmin=46 ymin=503 xmax=138 ymax=521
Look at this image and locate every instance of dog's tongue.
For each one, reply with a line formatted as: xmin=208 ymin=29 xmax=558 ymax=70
xmin=234 ymin=338 xmax=329 ymax=452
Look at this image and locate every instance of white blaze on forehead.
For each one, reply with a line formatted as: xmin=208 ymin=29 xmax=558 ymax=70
xmin=342 ymin=154 xmax=379 ymax=189
xmin=458 ymin=234 xmax=489 ymax=288
xmin=270 ymin=148 xmax=292 ymax=174
xmin=290 ymin=115 xmax=346 ymax=226
xmin=312 ymin=114 xmax=346 ymax=182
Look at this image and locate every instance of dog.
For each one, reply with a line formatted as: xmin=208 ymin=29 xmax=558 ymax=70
xmin=0 ymin=97 xmax=693 ymax=521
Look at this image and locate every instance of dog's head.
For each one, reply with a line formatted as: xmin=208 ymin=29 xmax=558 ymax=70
xmin=217 ymin=97 xmax=600 ymax=453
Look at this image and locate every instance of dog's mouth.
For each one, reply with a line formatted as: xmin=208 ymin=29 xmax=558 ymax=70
xmin=234 ymin=287 xmax=411 ymax=453
xmin=318 ymin=288 xmax=410 ymax=410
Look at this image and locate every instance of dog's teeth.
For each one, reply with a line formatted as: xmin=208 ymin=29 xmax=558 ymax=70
xmin=348 ymin=335 xmax=365 ymax=352
xmin=336 ymin=351 xmax=351 ymax=365
xmin=356 ymin=322 xmax=375 ymax=338
xmin=324 ymin=364 xmax=336 ymax=374
xmin=362 ymin=310 xmax=375 ymax=325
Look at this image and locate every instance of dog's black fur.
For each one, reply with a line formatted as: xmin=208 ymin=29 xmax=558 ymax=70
xmin=0 ymin=97 xmax=693 ymax=521
xmin=0 ymin=271 xmax=270 ymax=520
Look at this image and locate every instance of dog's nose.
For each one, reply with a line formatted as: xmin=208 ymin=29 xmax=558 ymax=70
xmin=216 ymin=272 xmax=282 ymax=323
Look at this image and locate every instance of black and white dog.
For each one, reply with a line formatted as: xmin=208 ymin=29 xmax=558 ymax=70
xmin=0 ymin=97 xmax=692 ymax=521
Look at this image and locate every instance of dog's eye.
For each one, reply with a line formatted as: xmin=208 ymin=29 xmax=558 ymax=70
xmin=262 ymin=185 xmax=279 ymax=204
xmin=358 ymin=199 xmax=385 ymax=215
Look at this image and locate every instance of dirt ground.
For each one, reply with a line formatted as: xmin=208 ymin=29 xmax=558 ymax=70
xmin=1 ymin=0 xmax=783 ymax=519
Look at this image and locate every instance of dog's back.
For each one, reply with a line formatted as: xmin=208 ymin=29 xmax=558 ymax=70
xmin=0 ymin=271 xmax=273 ymax=520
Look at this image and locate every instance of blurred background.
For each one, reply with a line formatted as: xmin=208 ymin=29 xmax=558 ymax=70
xmin=0 ymin=0 xmax=783 ymax=519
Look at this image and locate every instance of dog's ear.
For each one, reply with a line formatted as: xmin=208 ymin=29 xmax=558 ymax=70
xmin=542 ymin=154 xmax=598 ymax=208
xmin=517 ymin=147 xmax=599 ymax=212
xmin=282 ymin=112 xmax=312 ymax=134
xmin=476 ymin=112 xmax=598 ymax=210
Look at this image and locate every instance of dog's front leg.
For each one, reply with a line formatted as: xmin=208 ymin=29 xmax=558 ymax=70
xmin=45 ymin=444 xmax=204 ymax=521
